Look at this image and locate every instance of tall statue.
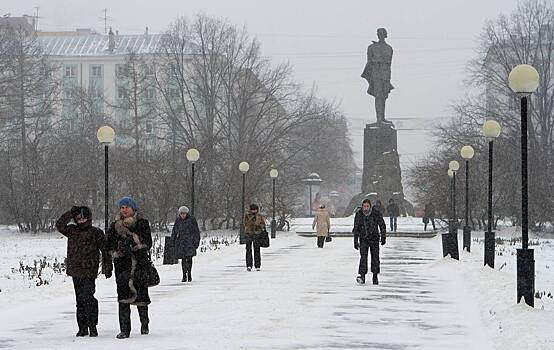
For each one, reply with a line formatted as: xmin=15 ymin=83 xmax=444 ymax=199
xmin=361 ymin=28 xmax=394 ymax=124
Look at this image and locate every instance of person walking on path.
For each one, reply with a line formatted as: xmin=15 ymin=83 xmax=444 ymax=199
xmin=105 ymin=196 xmax=153 ymax=339
xmin=244 ymin=204 xmax=266 ymax=271
xmin=386 ymin=198 xmax=400 ymax=232
xmin=353 ymin=199 xmax=386 ymax=285
xmin=373 ymin=199 xmax=384 ymax=215
xmin=423 ymin=202 xmax=436 ymax=231
xmin=56 ymin=206 xmax=108 ymax=338
xmin=171 ymin=206 xmax=201 ymax=282
xmin=312 ymin=204 xmax=331 ymax=248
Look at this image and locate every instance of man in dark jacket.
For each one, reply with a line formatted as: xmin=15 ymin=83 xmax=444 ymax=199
xmin=386 ymin=198 xmax=400 ymax=232
xmin=105 ymin=196 xmax=153 ymax=339
xmin=353 ymin=199 xmax=387 ymax=285
xmin=56 ymin=206 xmax=107 ymax=337
xmin=171 ymin=206 xmax=201 ymax=282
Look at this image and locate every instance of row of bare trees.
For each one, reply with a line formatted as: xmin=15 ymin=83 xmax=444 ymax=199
xmin=0 ymin=15 xmax=356 ymax=232
xmin=409 ymin=0 xmax=554 ymax=231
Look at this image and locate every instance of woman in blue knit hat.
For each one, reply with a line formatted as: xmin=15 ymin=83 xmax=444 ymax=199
xmin=105 ymin=196 xmax=153 ymax=339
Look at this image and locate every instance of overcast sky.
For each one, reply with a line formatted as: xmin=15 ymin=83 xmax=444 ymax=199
xmin=3 ymin=0 xmax=521 ymax=169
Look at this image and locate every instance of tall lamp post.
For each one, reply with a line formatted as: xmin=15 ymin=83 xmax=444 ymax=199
xmin=442 ymin=169 xmax=455 ymax=257
xmin=239 ymin=161 xmax=250 ymax=245
xmin=186 ymin=148 xmax=200 ymax=217
xmin=482 ymin=120 xmax=501 ymax=268
xmin=448 ymin=160 xmax=460 ymax=260
xmin=460 ymin=145 xmax=475 ymax=252
xmin=509 ymin=64 xmax=539 ymax=307
xmin=97 ymin=126 xmax=115 ymax=274
xmin=270 ymin=168 xmax=279 ymax=239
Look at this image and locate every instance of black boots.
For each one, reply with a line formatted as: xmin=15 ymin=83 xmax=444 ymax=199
xmin=181 ymin=272 xmax=187 ymax=283
xmin=141 ymin=324 xmax=149 ymax=335
xmin=89 ymin=326 xmax=98 ymax=337
xmin=356 ymin=274 xmax=365 ymax=284
xmin=372 ymin=273 xmax=379 ymax=285
xmin=116 ymin=332 xmax=130 ymax=339
xmin=76 ymin=328 xmax=88 ymax=337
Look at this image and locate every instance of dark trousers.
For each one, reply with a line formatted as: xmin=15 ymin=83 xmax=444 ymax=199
xmin=245 ymin=234 xmax=261 ymax=268
xmin=424 ymin=219 xmax=436 ymax=231
xmin=72 ymin=277 xmax=98 ymax=329
xmin=181 ymin=256 xmax=193 ymax=277
xmin=119 ymin=303 xmax=149 ymax=334
xmin=389 ymin=216 xmax=397 ymax=232
xmin=317 ymin=236 xmax=325 ymax=248
xmin=358 ymin=240 xmax=380 ymax=276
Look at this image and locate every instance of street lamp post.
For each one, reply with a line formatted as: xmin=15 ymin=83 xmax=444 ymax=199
xmin=239 ymin=161 xmax=250 ymax=245
xmin=186 ymin=148 xmax=200 ymax=217
xmin=270 ymin=168 xmax=279 ymax=239
xmin=482 ymin=120 xmax=501 ymax=268
xmin=509 ymin=64 xmax=539 ymax=307
xmin=442 ymin=169 xmax=455 ymax=258
xmin=448 ymin=160 xmax=460 ymax=260
xmin=461 ymin=145 xmax=475 ymax=252
xmin=97 ymin=126 xmax=115 ymax=274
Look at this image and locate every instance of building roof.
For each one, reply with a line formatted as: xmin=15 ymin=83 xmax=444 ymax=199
xmin=37 ymin=33 xmax=165 ymax=57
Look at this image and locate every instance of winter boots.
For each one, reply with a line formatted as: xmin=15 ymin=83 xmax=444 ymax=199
xmin=356 ymin=274 xmax=365 ymax=284
xmin=76 ymin=328 xmax=89 ymax=337
xmin=89 ymin=326 xmax=98 ymax=337
xmin=116 ymin=332 xmax=130 ymax=339
xmin=372 ymin=273 xmax=379 ymax=285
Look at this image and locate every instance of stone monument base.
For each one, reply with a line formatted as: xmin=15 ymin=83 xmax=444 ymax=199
xmin=345 ymin=121 xmax=413 ymax=216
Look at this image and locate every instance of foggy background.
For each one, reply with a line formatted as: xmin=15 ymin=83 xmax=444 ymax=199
xmin=1 ymin=0 xmax=520 ymax=166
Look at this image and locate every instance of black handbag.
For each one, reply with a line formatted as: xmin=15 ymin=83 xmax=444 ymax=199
xmin=325 ymin=232 xmax=332 ymax=242
xmin=258 ymin=229 xmax=270 ymax=248
xmin=143 ymin=262 xmax=160 ymax=287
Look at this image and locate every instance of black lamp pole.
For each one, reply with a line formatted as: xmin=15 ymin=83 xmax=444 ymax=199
xmin=191 ymin=162 xmax=196 ymax=217
xmin=104 ymin=145 xmax=109 ymax=234
xmin=517 ymin=95 xmax=535 ymax=307
xmin=450 ymin=171 xmax=459 ymax=260
xmin=463 ymin=159 xmax=471 ymax=252
xmin=484 ymin=140 xmax=495 ymax=268
xmin=271 ymin=178 xmax=276 ymax=239
xmin=240 ymin=172 xmax=246 ymax=245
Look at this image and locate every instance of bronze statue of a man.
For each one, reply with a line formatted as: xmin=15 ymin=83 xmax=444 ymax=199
xmin=361 ymin=28 xmax=394 ymax=124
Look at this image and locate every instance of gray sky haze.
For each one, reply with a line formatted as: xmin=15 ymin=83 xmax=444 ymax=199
xmin=3 ymin=0 xmax=521 ymax=169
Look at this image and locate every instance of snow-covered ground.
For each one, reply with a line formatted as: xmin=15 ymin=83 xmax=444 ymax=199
xmin=0 ymin=219 xmax=552 ymax=349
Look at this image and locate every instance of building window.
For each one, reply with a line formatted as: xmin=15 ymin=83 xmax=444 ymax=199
xmin=145 ymin=121 xmax=153 ymax=134
xmin=116 ymin=64 xmax=126 ymax=76
xmin=64 ymin=66 xmax=76 ymax=77
xmin=117 ymin=87 xmax=127 ymax=99
xmin=146 ymin=64 xmax=155 ymax=76
xmin=91 ymin=65 xmax=103 ymax=78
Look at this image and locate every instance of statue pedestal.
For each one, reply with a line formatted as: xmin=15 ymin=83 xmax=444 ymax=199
xmin=345 ymin=121 xmax=413 ymax=216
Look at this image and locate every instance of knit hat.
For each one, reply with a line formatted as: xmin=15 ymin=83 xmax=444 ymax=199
xmin=117 ymin=196 xmax=138 ymax=211
xmin=178 ymin=206 xmax=190 ymax=215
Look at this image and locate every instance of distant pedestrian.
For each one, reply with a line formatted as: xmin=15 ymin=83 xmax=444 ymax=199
xmin=353 ymin=199 xmax=386 ymax=285
xmin=423 ymin=202 xmax=436 ymax=231
xmin=373 ymin=199 xmax=384 ymax=215
xmin=106 ymin=196 xmax=153 ymax=339
xmin=244 ymin=204 xmax=266 ymax=271
xmin=312 ymin=204 xmax=331 ymax=248
xmin=171 ymin=206 xmax=201 ymax=282
xmin=56 ymin=206 xmax=108 ymax=338
xmin=386 ymin=198 xmax=400 ymax=232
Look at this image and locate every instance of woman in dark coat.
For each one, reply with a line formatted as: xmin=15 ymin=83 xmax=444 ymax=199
xmin=56 ymin=206 xmax=107 ymax=337
xmin=105 ymin=196 xmax=153 ymax=339
xmin=171 ymin=206 xmax=201 ymax=282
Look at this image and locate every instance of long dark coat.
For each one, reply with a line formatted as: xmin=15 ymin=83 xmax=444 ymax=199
xmin=56 ymin=210 xmax=105 ymax=279
xmin=352 ymin=208 xmax=387 ymax=242
xmin=171 ymin=215 xmax=201 ymax=258
xmin=106 ymin=215 xmax=152 ymax=306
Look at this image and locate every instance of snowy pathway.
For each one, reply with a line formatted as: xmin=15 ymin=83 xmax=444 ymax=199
xmin=0 ymin=234 xmax=493 ymax=349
